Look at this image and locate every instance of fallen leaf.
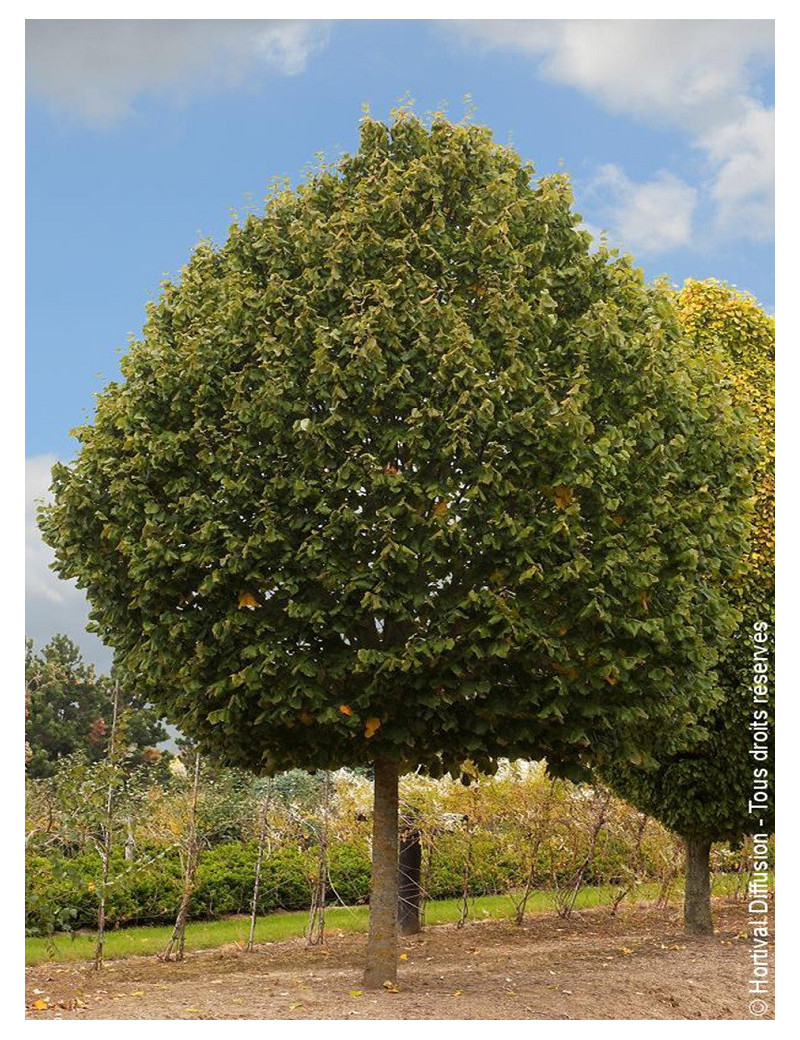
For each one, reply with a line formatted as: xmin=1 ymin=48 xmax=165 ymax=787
xmin=348 ymin=990 xmax=363 ymax=997
xmin=32 ymin=999 xmax=49 ymax=1011
xmin=131 ymin=990 xmax=145 ymax=997
xmin=382 ymin=981 xmax=400 ymax=993
xmin=453 ymin=990 xmax=463 ymax=997
xmin=399 ymin=954 xmax=408 ymax=961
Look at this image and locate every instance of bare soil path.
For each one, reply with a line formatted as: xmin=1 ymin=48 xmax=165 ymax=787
xmin=25 ymin=898 xmax=773 ymax=1020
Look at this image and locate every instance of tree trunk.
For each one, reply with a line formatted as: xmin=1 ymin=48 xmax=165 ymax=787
xmin=247 ymin=780 xmax=271 ymax=952
xmin=93 ymin=681 xmax=120 ymax=971
xmin=398 ymin=826 xmax=422 ymax=935
xmin=162 ymin=752 xmax=202 ymax=961
xmin=364 ymin=757 xmax=399 ymax=988
xmin=684 ymin=836 xmax=713 ymax=935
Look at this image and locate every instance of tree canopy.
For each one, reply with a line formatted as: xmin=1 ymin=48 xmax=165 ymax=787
xmin=25 ymin=635 xmax=168 ymax=778
xmin=603 ymin=279 xmax=774 ymax=845
xmin=39 ymin=113 xmax=756 ymax=784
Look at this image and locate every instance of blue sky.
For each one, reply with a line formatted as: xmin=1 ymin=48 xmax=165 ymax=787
xmin=25 ymin=18 xmax=775 ymax=668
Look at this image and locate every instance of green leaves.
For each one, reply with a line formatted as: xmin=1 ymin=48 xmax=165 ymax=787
xmin=603 ymin=279 xmax=774 ymax=844
xmin=39 ymin=116 xmax=757 ymax=781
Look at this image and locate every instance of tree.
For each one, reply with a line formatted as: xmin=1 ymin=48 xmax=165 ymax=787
xmin=25 ymin=635 xmax=168 ymax=777
xmin=39 ymin=111 xmax=756 ymax=986
xmin=603 ymin=279 xmax=774 ymax=934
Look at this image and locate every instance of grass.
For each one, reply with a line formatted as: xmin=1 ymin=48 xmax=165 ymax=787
xmin=25 ymin=873 xmax=750 ymax=968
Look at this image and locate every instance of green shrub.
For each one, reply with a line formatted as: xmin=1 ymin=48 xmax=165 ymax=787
xmin=26 ymin=840 xmax=376 ymax=933
xmin=327 ymin=842 xmax=371 ymax=905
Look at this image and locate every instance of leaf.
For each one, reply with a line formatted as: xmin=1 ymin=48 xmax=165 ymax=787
xmin=399 ymin=953 xmax=408 ymax=961
xmin=348 ymin=990 xmax=363 ymax=997
xmin=238 ymin=592 xmax=259 ymax=609
xmin=433 ymin=500 xmax=449 ymax=517
xmin=605 ymin=674 xmax=619 ymax=686
xmin=364 ymin=717 xmax=381 ymax=738
xmin=33 ymin=999 xmax=49 ymax=1011
xmin=382 ymin=981 xmax=400 ymax=992
xmin=553 ymin=485 xmax=573 ymax=509
xmin=339 ymin=704 xmax=353 ymax=717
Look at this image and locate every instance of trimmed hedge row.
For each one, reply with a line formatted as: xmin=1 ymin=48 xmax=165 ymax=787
xmin=25 ymin=841 xmax=374 ymax=934
xmin=25 ymin=828 xmax=692 ymax=934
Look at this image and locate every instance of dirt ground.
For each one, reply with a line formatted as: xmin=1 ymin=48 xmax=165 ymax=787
xmin=25 ymin=897 xmax=774 ymax=1020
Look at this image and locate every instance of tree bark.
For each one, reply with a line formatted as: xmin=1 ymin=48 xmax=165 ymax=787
xmin=247 ymin=780 xmax=271 ymax=952
xmin=364 ymin=757 xmax=399 ymax=988
xmin=398 ymin=825 xmax=422 ymax=935
xmin=93 ymin=681 xmax=120 ymax=971
xmin=162 ymin=752 xmax=202 ymax=961
xmin=684 ymin=835 xmax=713 ymax=935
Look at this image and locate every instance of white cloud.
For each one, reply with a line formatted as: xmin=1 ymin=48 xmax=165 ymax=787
xmin=451 ymin=19 xmax=774 ymax=246
xmin=26 ymin=20 xmax=329 ymax=127
xmin=26 ymin=454 xmax=63 ymax=604
xmin=702 ymin=104 xmax=774 ymax=240
xmin=588 ymin=165 xmax=698 ymax=253
xmin=26 ymin=455 xmax=112 ymax=669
